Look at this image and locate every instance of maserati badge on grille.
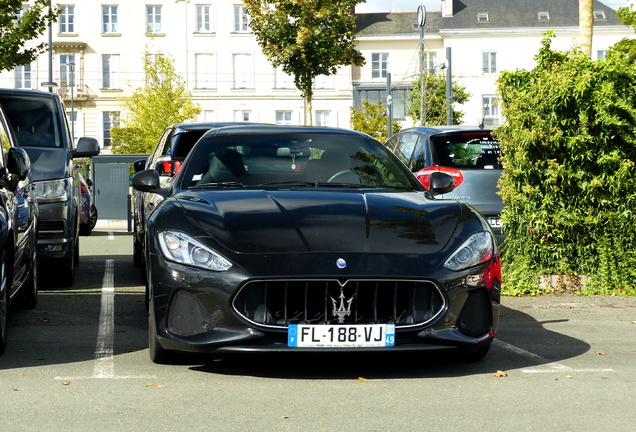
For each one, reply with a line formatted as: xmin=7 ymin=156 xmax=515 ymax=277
xmin=330 ymin=288 xmax=354 ymax=323
xmin=336 ymin=258 xmax=346 ymax=269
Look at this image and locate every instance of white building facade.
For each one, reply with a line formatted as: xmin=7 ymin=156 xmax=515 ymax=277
xmin=1 ymin=0 xmax=633 ymax=151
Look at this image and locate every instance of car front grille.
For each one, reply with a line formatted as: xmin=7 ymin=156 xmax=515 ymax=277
xmin=38 ymin=220 xmax=65 ymax=237
xmin=232 ymin=279 xmax=446 ymax=330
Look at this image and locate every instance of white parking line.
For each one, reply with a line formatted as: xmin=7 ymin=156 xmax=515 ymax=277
xmin=494 ymin=339 xmax=615 ymax=373
xmin=94 ymin=259 xmax=115 ymax=378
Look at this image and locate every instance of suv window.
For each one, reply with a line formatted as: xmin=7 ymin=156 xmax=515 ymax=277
xmin=0 ymin=95 xmax=62 ymax=148
xmin=432 ymin=132 xmax=501 ymax=169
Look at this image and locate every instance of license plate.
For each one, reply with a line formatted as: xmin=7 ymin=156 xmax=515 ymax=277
xmin=288 ymin=324 xmax=395 ymax=348
xmin=488 ymin=217 xmax=502 ymax=228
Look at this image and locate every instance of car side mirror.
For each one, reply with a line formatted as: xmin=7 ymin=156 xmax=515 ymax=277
xmin=73 ymin=137 xmax=101 ymax=158
xmin=133 ymin=159 xmax=147 ymax=173
xmin=7 ymin=147 xmax=31 ymax=181
xmin=428 ymin=172 xmax=456 ymax=196
xmin=132 ymin=169 xmax=168 ymax=197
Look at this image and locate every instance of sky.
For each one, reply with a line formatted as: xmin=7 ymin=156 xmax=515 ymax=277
xmin=355 ymin=0 xmax=630 ymax=14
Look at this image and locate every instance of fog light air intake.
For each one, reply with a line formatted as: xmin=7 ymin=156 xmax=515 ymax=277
xmin=167 ymin=290 xmax=215 ymax=337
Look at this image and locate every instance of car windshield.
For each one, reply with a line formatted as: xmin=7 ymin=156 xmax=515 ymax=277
xmin=178 ymin=130 xmax=421 ymax=190
xmin=432 ymin=132 xmax=502 ymax=170
xmin=0 ymin=94 xmax=63 ymax=148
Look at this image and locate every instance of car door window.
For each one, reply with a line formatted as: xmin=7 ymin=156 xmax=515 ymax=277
xmin=394 ymin=133 xmax=419 ymax=167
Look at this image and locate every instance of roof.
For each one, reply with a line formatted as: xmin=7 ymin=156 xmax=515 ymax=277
xmin=356 ymin=0 xmax=624 ymax=37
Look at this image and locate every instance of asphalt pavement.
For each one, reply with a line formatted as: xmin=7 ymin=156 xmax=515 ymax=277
xmin=0 ymin=227 xmax=634 ymax=432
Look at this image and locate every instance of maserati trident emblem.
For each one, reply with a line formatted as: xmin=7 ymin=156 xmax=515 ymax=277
xmin=330 ymin=287 xmax=354 ymax=323
xmin=336 ymin=258 xmax=346 ymax=269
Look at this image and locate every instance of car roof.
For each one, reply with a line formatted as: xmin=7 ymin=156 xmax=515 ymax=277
xmin=399 ymin=125 xmax=493 ymax=136
xmin=203 ymin=124 xmax=373 ymax=138
xmin=0 ymin=88 xmax=57 ymax=99
xmin=171 ymin=122 xmax=265 ymax=133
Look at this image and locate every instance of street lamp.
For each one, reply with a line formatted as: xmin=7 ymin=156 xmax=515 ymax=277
xmin=66 ymin=62 xmax=76 ymax=142
xmin=417 ymin=5 xmax=426 ymax=126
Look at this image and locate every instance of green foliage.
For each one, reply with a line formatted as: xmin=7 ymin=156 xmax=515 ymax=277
xmin=0 ymin=0 xmax=59 ymax=72
xmin=243 ymin=0 xmax=365 ymax=123
xmin=111 ymin=52 xmax=200 ymax=154
xmin=405 ymin=72 xmax=470 ymax=125
xmin=350 ymin=100 xmax=401 ymax=142
xmin=495 ymin=33 xmax=636 ymax=296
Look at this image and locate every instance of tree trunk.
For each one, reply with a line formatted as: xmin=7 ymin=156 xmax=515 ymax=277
xmin=579 ymin=0 xmax=593 ymax=57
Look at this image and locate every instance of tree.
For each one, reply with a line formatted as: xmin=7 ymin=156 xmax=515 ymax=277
xmin=405 ymin=73 xmax=470 ymax=126
xmin=0 ymin=0 xmax=59 ymax=72
xmin=243 ymin=0 xmax=365 ymax=125
xmin=111 ymin=52 xmax=200 ymax=154
xmin=578 ymin=0 xmax=593 ymax=57
xmin=350 ymin=100 xmax=401 ymax=142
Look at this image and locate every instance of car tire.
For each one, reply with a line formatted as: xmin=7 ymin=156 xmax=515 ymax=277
xmin=148 ymin=307 xmax=173 ymax=364
xmin=133 ymin=239 xmax=142 ymax=268
xmin=0 ymin=251 xmax=9 ymax=355
xmin=16 ymin=250 xmax=38 ymax=310
xmin=58 ymin=244 xmax=76 ymax=287
xmin=88 ymin=205 xmax=98 ymax=231
xmin=461 ymin=345 xmax=491 ymax=362
xmin=79 ymin=223 xmax=90 ymax=236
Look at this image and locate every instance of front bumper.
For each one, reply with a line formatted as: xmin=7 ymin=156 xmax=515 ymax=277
xmin=149 ymin=252 xmax=501 ymax=355
xmin=37 ymin=201 xmax=74 ymax=258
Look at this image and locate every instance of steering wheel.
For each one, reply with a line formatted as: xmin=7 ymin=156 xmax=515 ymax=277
xmin=327 ymin=170 xmax=359 ymax=183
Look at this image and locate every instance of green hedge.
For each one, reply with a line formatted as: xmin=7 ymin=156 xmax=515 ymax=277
xmin=495 ymin=34 xmax=636 ymax=296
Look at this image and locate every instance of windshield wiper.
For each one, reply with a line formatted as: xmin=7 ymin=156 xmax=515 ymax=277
xmin=189 ymin=182 xmax=246 ymax=189
xmin=258 ymin=181 xmax=382 ymax=189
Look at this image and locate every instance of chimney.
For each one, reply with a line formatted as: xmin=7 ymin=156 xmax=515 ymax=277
xmin=442 ymin=0 xmax=453 ymax=17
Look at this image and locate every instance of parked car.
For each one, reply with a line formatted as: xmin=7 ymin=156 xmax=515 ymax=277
xmin=0 ymin=89 xmax=100 ymax=286
xmin=132 ymin=122 xmax=261 ymax=272
xmin=78 ymin=172 xmax=98 ymax=235
xmin=132 ymin=125 xmax=501 ymax=363
xmin=0 ymin=104 xmax=39 ymax=355
xmin=385 ymin=126 xmax=504 ymax=242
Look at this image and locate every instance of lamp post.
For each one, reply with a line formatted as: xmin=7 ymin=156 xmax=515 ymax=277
xmin=67 ymin=62 xmax=75 ymax=142
xmin=417 ymin=5 xmax=426 ymax=126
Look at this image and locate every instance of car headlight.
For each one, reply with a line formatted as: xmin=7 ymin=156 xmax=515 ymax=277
xmin=444 ymin=231 xmax=494 ymax=271
xmin=33 ymin=179 xmax=69 ymax=203
xmin=158 ymin=231 xmax=232 ymax=271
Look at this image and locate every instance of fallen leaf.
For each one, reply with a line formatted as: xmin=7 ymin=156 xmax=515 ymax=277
xmin=116 ymin=330 xmax=126 ymax=333
xmin=631 ymin=321 xmax=636 ymax=324
xmin=584 ymin=330 xmax=594 ymax=332
xmin=32 ymin=358 xmax=45 ymax=361
xmin=62 ymin=381 xmax=71 ymax=386
xmin=492 ymin=370 xmax=507 ymax=377
xmin=565 ymin=375 xmax=574 ymax=379
xmin=356 ymin=377 xmax=369 ymax=383
xmin=40 ymin=318 xmax=50 ymax=323
xmin=145 ymin=384 xmax=168 ymax=388
xmin=564 ymin=306 xmax=572 ymax=309
xmin=281 ymin=416 xmax=289 ymax=419
xmin=595 ymin=352 xmax=607 ymax=356
xmin=124 ymin=350 xmax=136 ymax=353
xmin=13 ymin=388 xmax=19 ymax=391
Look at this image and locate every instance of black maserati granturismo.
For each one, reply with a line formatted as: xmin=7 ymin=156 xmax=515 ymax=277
xmin=132 ymin=125 xmax=501 ymax=363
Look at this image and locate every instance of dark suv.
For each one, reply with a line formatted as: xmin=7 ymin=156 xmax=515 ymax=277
xmin=386 ymin=125 xmax=504 ymax=241
xmin=0 ymin=89 xmax=100 ymax=286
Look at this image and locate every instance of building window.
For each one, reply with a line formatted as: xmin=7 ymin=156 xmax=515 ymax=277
xmin=14 ymin=64 xmax=32 ymax=89
xmin=274 ymin=67 xmax=294 ymax=89
xmin=482 ymin=95 xmax=499 ymax=126
xmin=372 ymin=53 xmax=389 ymax=79
xmin=314 ymin=74 xmax=333 ymax=89
xmin=424 ymin=51 xmax=437 ymax=73
xmin=538 ymin=12 xmax=550 ymax=21
xmin=234 ymin=5 xmax=249 ymax=32
xmin=233 ymin=53 xmax=253 ymax=88
xmin=103 ymin=5 xmax=118 ymax=34
xmin=234 ymin=110 xmax=251 ymax=122
xmin=354 ymin=87 xmax=410 ymax=121
xmin=103 ymin=111 xmax=120 ymax=147
xmin=315 ymin=110 xmax=331 ymax=126
xmin=102 ymin=54 xmax=120 ymax=89
xmin=196 ymin=4 xmax=213 ymax=32
xmin=275 ymin=111 xmax=292 ymax=125
xmin=59 ymin=5 xmax=75 ymax=34
xmin=482 ymin=51 xmax=497 ymax=74
xmin=59 ymin=54 xmax=76 ymax=88
xmin=594 ymin=11 xmax=606 ymax=20
xmin=195 ymin=53 xmax=216 ymax=89
xmin=597 ymin=50 xmax=607 ymax=60
xmin=196 ymin=110 xmax=215 ymax=122
xmin=15 ymin=4 xmax=28 ymax=23
xmin=477 ymin=13 xmax=489 ymax=22
xmin=147 ymin=5 xmax=162 ymax=34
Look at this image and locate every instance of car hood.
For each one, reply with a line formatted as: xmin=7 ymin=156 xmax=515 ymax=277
xmin=20 ymin=147 xmax=68 ymax=181
xmin=172 ymin=190 xmax=463 ymax=255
